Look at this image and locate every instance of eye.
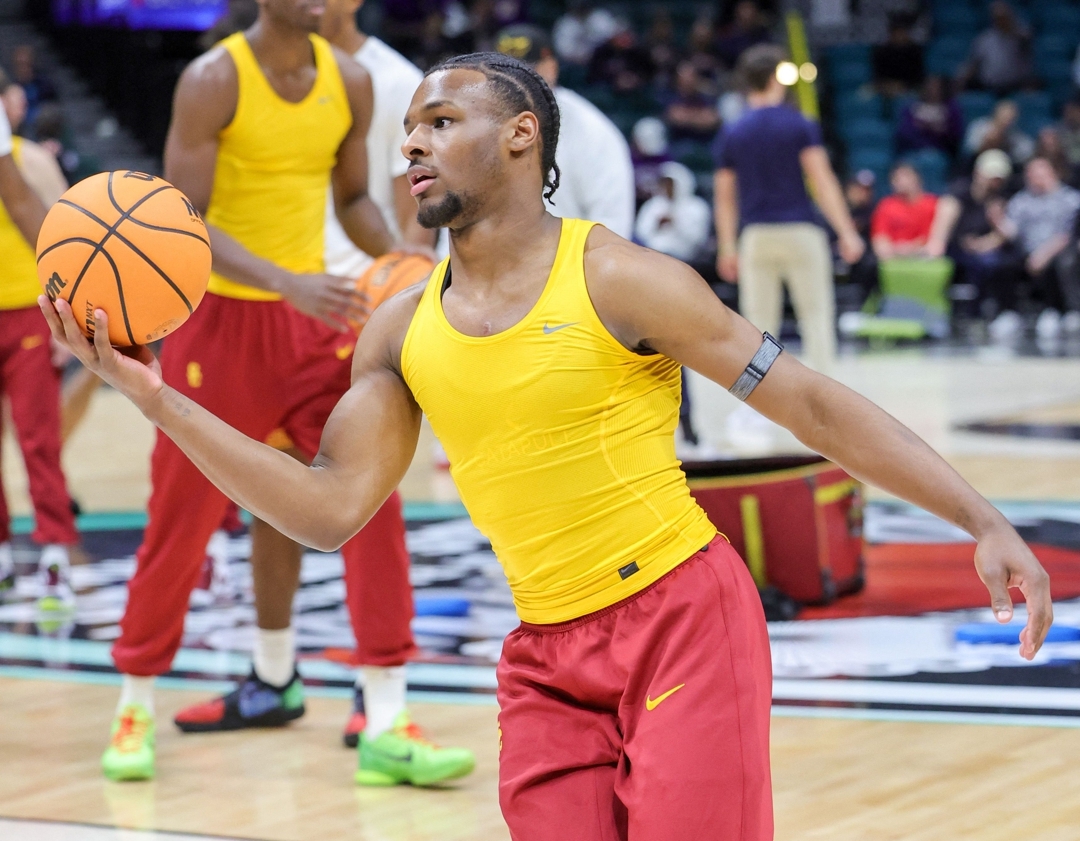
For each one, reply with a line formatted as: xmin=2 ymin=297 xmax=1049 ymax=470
xmin=433 ymin=117 xmax=451 ymax=129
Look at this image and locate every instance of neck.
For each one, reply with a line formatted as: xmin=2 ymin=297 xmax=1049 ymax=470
xmin=246 ymin=18 xmax=315 ymax=71
xmin=328 ymin=24 xmax=366 ymax=55
xmin=448 ymin=196 xmax=559 ymax=286
xmin=901 ymin=190 xmax=922 ymax=202
xmin=747 ymin=89 xmax=783 ymax=109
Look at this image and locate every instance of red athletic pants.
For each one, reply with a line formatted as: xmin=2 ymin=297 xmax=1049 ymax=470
xmin=497 ymin=536 xmax=773 ymax=841
xmin=112 ymin=294 xmax=416 ymax=676
xmin=0 ymin=306 xmax=77 ymax=546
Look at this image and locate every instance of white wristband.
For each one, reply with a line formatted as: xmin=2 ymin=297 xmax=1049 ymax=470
xmin=0 ymin=107 xmax=13 ymax=157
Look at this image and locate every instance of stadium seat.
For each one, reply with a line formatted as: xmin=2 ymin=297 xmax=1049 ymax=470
xmin=834 ymin=91 xmax=884 ymax=122
xmin=904 ymin=149 xmax=950 ymax=195
xmin=1035 ymin=55 xmax=1074 ymax=89
xmin=825 ymin=43 xmax=872 ymax=67
xmin=889 ymin=92 xmax=919 ymax=124
xmin=839 ymin=118 xmax=894 ymax=151
xmin=828 ymin=60 xmax=872 ymax=91
xmin=1033 ymin=33 xmax=1079 ymax=60
xmin=925 ymin=37 xmax=971 ymax=76
xmin=956 ymin=90 xmax=996 ymax=124
xmin=1030 ymin=2 xmax=1080 ymax=31
xmin=932 ymin=4 xmax=983 ymax=35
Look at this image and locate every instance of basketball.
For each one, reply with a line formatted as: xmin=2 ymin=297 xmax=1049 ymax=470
xmin=350 ymin=251 xmax=434 ymax=331
xmin=36 ymin=170 xmax=212 ymax=346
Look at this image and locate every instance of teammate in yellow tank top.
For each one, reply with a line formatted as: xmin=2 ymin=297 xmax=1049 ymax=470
xmin=0 ymin=128 xmax=80 ymax=608
xmin=47 ymin=53 xmax=1052 ymax=839
xmin=92 ymin=0 xmax=471 ymax=787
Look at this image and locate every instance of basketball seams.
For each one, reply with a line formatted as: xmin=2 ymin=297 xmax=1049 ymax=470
xmin=105 ymin=175 xmax=211 ymax=247
xmin=54 ymin=178 xmax=171 ymax=309
xmin=56 ymin=188 xmax=197 ymax=315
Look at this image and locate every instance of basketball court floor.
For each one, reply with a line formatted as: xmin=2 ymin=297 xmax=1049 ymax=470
xmin=2 ymin=339 xmax=1080 ymax=840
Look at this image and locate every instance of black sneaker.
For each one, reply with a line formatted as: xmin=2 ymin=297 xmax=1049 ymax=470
xmin=174 ymin=668 xmax=305 ymax=732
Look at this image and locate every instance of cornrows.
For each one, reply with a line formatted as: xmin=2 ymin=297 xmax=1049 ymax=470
xmin=427 ymin=52 xmax=562 ymax=202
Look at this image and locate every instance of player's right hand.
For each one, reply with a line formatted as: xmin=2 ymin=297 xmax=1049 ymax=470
xmin=38 ymin=296 xmax=164 ymax=413
xmin=281 ymin=272 xmax=370 ymax=332
xmin=717 ymin=252 xmax=739 ymax=284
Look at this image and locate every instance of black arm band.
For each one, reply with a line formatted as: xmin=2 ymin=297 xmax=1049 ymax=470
xmin=728 ymin=332 xmax=784 ymax=401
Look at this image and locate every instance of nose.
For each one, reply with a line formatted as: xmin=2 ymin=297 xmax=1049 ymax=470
xmin=401 ymin=125 xmax=430 ymax=162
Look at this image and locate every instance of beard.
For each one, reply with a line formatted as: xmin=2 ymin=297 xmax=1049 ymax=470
xmin=416 ymin=190 xmax=465 ymax=229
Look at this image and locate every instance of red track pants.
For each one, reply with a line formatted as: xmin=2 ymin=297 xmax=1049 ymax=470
xmin=0 ymin=306 xmax=77 ymax=546
xmin=112 ymin=294 xmax=416 ymax=676
xmin=498 ymin=537 xmax=773 ymax=841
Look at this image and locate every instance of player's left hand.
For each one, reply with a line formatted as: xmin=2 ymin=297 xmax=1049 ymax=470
xmin=38 ymin=296 xmax=163 ymax=412
xmin=973 ymin=524 xmax=1052 ymax=660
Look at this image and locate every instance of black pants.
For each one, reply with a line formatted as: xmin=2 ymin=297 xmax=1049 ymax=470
xmin=985 ymin=253 xmax=1077 ymax=314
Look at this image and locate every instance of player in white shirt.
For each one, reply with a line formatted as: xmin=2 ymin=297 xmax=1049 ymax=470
xmin=496 ymin=24 xmax=635 ymax=238
xmin=322 ymin=0 xmax=434 ymax=278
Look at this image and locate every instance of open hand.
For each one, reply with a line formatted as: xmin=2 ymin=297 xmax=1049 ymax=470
xmin=973 ymin=525 xmax=1053 ymax=660
xmin=281 ymin=272 xmax=370 ymax=331
xmin=38 ymin=296 xmax=163 ymax=412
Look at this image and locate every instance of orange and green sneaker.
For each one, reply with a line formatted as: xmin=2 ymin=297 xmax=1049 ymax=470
xmin=356 ymin=712 xmax=475 ymax=787
xmin=102 ymin=703 xmax=155 ymax=781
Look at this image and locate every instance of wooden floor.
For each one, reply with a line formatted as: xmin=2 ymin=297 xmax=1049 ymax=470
xmin=2 ymin=351 xmax=1080 ymax=839
xmin=2 ymin=678 xmax=1080 ymax=841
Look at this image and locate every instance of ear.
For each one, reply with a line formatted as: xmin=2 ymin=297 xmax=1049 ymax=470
xmin=505 ymin=110 xmax=541 ymax=155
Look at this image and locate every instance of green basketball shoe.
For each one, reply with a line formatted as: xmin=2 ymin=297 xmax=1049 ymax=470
xmin=102 ymin=703 xmax=155 ymax=781
xmin=356 ymin=712 xmax=475 ymax=787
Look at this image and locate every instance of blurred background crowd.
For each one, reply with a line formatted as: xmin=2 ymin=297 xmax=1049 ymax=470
xmin=4 ymin=0 xmax=1080 ymax=349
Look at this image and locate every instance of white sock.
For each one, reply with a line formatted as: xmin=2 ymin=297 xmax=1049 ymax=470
xmin=362 ymin=665 xmax=407 ymax=738
xmin=253 ymin=626 xmax=295 ymax=687
xmin=39 ymin=543 xmax=70 ymax=572
xmin=118 ymin=675 xmax=155 ymax=716
xmin=0 ymin=542 xmax=12 ymax=575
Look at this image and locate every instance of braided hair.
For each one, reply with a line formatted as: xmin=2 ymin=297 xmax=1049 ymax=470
xmin=425 ymin=52 xmax=562 ymax=203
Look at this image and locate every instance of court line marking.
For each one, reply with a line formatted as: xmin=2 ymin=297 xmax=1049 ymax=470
xmin=0 ymin=816 xmax=256 ymax=840
xmin=774 ymin=678 xmax=1080 ymax=709
xmin=771 ymin=706 xmax=1080 ymax=729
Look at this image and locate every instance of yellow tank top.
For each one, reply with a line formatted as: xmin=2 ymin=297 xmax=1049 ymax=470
xmin=0 ymin=138 xmax=44 ymax=311
xmin=401 ymin=219 xmax=717 ymax=623
xmin=205 ymin=33 xmax=351 ymax=301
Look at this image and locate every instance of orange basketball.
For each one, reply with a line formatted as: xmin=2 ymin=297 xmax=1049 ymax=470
xmin=350 ymin=251 xmax=435 ymax=332
xmin=36 ymin=170 xmax=212 ymax=346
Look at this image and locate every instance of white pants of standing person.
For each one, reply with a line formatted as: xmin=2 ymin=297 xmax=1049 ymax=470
xmin=737 ymin=221 xmax=836 ymax=375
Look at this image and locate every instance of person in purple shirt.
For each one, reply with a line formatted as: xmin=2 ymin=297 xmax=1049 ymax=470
xmin=713 ymin=44 xmax=864 ymax=374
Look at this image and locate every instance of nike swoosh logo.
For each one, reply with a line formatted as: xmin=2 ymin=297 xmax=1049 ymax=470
xmin=645 ymin=683 xmax=685 ymax=711
xmin=543 ymin=322 xmax=578 ymax=334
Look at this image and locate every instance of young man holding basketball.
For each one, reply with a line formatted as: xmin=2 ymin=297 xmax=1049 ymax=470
xmin=47 ymin=53 xmax=1052 ymax=838
xmin=98 ymin=0 xmax=471 ymax=784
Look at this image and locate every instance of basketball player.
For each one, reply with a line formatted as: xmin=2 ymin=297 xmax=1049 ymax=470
xmin=95 ymin=0 xmax=471 ymax=785
xmin=45 ymin=53 xmax=1053 ymax=838
xmin=0 ymin=96 xmax=78 ymax=608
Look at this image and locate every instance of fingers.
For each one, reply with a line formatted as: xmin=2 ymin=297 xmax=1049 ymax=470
xmin=38 ymin=295 xmax=67 ymax=345
xmin=93 ymin=310 xmax=114 ymax=358
xmin=52 ymin=298 xmax=97 ymax=363
xmin=1018 ymin=569 xmax=1053 ymax=660
xmin=981 ymin=567 xmax=1014 ymax=624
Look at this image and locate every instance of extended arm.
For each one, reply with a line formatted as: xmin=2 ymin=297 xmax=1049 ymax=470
xmin=333 ymin=54 xmax=395 ymax=259
xmin=585 ymin=228 xmax=1052 ymax=658
xmin=800 ymin=146 xmax=865 ymax=264
xmin=39 ymin=289 xmax=423 ymax=551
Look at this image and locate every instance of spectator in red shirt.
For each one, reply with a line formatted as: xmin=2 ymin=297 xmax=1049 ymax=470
xmin=871 ymin=162 xmax=949 ymax=259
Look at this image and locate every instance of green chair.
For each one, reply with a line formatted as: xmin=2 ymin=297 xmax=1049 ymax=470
xmin=855 ymin=257 xmax=953 ymax=341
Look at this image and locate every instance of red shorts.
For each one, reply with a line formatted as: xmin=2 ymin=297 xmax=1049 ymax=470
xmin=114 ymin=294 xmax=415 ymax=676
xmin=497 ymin=536 xmax=773 ymax=841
